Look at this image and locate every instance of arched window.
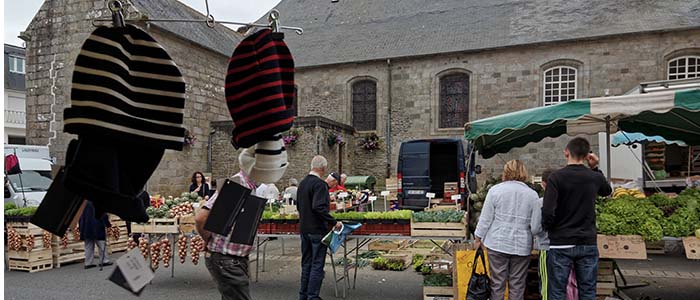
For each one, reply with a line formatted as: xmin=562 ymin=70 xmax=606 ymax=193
xmin=352 ymin=80 xmax=376 ymax=131
xmin=439 ymin=73 xmax=469 ymax=128
xmin=668 ymin=56 xmax=700 ymax=80
xmin=543 ymin=66 xmax=577 ymax=106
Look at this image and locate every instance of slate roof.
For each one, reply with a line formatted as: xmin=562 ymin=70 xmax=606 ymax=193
xmin=132 ymin=0 xmax=241 ymax=56
xmin=4 ymin=44 xmax=26 ymax=91
xmin=262 ymin=0 xmax=700 ymax=68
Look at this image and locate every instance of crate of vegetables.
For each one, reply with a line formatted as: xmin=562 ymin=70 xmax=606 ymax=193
xmin=422 ymin=274 xmax=454 ymax=300
xmin=411 ymin=210 xmax=467 ymax=238
xmin=5 ymin=214 xmax=54 ymax=273
xmin=132 ymin=218 xmax=179 ymax=234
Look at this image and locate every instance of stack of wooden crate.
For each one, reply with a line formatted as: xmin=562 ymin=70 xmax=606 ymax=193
xmin=6 ymin=221 xmax=53 ymax=273
xmin=51 ymin=227 xmax=85 ymax=268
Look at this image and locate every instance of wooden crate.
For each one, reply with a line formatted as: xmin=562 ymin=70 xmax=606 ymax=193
xmin=423 ymin=286 xmax=454 ymax=300
xmin=411 ymin=213 xmax=468 ymax=238
xmin=596 ymin=259 xmax=616 ymax=296
xmin=368 ymin=240 xmax=407 ymax=251
xmin=423 ymin=253 xmax=453 ymax=274
xmin=178 ymin=215 xmax=197 ymax=235
xmin=131 ymin=218 xmax=179 ymax=234
xmin=51 ymin=232 xmax=85 ymax=268
xmin=646 ymin=240 xmax=665 ymax=255
xmin=6 ymin=222 xmax=54 ymax=272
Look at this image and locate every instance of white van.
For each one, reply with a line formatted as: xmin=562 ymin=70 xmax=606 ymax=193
xmin=4 ymin=145 xmax=54 ymax=207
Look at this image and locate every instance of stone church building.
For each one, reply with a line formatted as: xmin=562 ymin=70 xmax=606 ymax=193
xmin=23 ymin=0 xmax=700 ymax=195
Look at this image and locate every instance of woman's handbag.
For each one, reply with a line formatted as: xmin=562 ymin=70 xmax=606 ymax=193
xmin=466 ymin=247 xmax=491 ymax=300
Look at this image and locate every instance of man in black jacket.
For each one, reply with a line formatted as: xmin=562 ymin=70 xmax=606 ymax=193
xmin=297 ymin=155 xmax=342 ymax=300
xmin=542 ymin=137 xmax=612 ymax=300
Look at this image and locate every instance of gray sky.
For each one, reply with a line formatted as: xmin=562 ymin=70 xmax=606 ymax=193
xmin=4 ymin=0 xmax=282 ymax=47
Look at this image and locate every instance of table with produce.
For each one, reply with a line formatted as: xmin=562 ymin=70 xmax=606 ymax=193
xmin=128 ymin=191 xmax=204 ymax=278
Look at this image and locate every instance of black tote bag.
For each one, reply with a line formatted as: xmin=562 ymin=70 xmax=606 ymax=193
xmin=466 ymin=247 xmax=491 ymax=300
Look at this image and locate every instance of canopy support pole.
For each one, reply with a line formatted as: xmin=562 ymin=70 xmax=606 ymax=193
xmin=605 ymin=116 xmax=612 ymax=182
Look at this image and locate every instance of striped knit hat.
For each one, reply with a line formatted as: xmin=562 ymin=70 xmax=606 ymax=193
xmin=65 ymin=25 xmax=186 ymax=150
xmin=248 ymin=136 xmax=288 ymax=184
xmin=225 ymin=29 xmax=295 ymax=149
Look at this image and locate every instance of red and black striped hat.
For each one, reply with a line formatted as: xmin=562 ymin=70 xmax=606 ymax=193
xmin=225 ymin=29 xmax=295 ymax=149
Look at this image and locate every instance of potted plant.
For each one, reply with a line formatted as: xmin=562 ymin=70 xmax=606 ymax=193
xmin=282 ymin=128 xmax=302 ymax=147
xmin=327 ymin=132 xmax=345 ymax=147
xmin=184 ymin=129 xmax=197 ymax=147
xmin=359 ymin=133 xmax=381 ymax=152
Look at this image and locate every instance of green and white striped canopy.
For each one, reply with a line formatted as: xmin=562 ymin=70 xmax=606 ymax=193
xmin=464 ymin=89 xmax=700 ymax=158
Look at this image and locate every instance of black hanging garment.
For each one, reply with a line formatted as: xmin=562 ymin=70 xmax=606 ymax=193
xmin=466 ymin=248 xmax=491 ymax=300
xmin=34 ymin=25 xmax=185 ymax=232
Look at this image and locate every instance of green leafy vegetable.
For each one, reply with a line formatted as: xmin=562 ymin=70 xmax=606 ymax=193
xmin=423 ymin=274 xmax=453 ymax=286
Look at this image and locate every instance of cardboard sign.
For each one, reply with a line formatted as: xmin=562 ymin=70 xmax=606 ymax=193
xmin=451 ymin=194 xmax=461 ymax=200
xmin=597 ymin=234 xmax=647 ymax=260
xmin=682 ymin=236 xmax=700 ymax=260
xmin=109 ymin=248 xmax=154 ymax=295
xmin=369 ymin=196 xmax=377 ymax=201
xmin=381 ymin=191 xmax=390 ymax=196
xmin=426 ymin=192 xmax=436 ymax=198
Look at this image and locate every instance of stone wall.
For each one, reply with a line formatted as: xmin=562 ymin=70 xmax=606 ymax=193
xmin=294 ymin=29 xmax=700 ymax=181
xmin=210 ymin=117 xmax=358 ymax=188
xmin=23 ymin=0 xmax=231 ymax=196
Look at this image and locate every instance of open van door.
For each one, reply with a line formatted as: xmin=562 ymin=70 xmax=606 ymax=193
xmin=397 ymin=141 xmax=431 ymax=209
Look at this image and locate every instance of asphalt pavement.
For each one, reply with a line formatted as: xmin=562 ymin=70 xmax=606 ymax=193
xmin=5 ymin=240 xmax=700 ymax=300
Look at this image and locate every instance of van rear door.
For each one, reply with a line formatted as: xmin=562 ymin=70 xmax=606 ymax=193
xmin=399 ymin=141 xmax=430 ymax=208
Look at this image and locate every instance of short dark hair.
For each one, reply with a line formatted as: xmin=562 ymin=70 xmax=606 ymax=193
xmin=541 ymin=168 xmax=555 ymax=183
xmin=566 ymin=137 xmax=590 ymax=159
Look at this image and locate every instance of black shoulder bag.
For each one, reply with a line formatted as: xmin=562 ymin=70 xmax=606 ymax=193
xmin=466 ymin=247 xmax=491 ymax=300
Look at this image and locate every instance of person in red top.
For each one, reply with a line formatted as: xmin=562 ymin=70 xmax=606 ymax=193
xmin=326 ymin=172 xmax=346 ymax=193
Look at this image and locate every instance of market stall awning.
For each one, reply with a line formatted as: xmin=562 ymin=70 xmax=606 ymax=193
xmin=611 ymin=131 xmax=687 ymax=147
xmin=464 ymin=89 xmax=700 ymax=158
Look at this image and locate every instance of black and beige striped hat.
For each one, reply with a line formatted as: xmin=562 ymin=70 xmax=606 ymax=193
xmin=65 ymin=25 xmax=186 ymax=150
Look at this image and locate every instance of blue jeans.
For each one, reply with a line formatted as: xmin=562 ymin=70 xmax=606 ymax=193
xmin=299 ymin=233 xmax=327 ymax=300
xmin=547 ymin=245 xmax=598 ymax=300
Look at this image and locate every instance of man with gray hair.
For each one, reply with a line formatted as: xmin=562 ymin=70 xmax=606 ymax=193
xmin=297 ymin=155 xmax=341 ymax=300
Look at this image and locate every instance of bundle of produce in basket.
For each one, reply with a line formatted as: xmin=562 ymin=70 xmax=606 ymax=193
xmin=127 ymin=237 xmax=137 ymax=251
xmin=177 ymin=235 xmax=188 ymax=264
xmin=161 ymin=238 xmax=171 ymax=268
xmin=138 ymin=237 xmax=149 ymax=258
xmin=168 ymin=202 xmax=194 ymax=218
xmin=42 ymin=231 xmax=52 ymax=249
xmin=150 ymin=242 xmax=161 ymax=269
xmin=7 ymin=226 xmax=21 ymax=251
xmin=596 ymin=196 xmax=663 ymax=242
xmin=191 ymin=235 xmax=205 ymax=265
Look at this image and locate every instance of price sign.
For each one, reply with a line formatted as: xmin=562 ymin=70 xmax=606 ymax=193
xmin=369 ymin=196 xmax=378 ymax=201
xmin=426 ymin=192 xmax=436 ymax=198
xmin=451 ymin=194 xmax=462 ymax=200
xmin=338 ymin=192 xmax=349 ymax=198
xmin=109 ymin=248 xmax=154 ymax=295
xmin=283 ymin=193 xmax=292 ymax=199
xmin=380 ymin=191 xmax=390 ymax=196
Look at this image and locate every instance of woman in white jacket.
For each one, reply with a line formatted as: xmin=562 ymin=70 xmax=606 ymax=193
xmin=474 ymin=160 xmax=542 ymax=300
